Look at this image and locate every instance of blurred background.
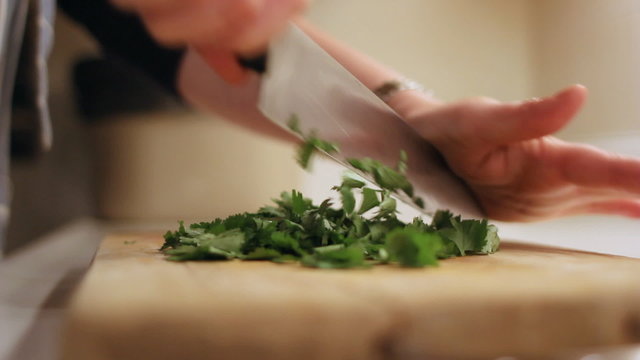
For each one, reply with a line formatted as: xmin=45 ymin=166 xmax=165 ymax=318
xmin=6 ymin=0 xmax=640 ymax=256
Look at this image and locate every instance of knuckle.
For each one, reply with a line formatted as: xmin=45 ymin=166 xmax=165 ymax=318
xmin=466 ymin=96 xmax=499 ymax=106
xmin=218 ymin=0 xmax=259 ymax=26
xmin=234 ymin=0 xmax=261 ymax=21
xmin=451 ymin=100 xmax=477 ymax=119
xmin=293 ymin=0 xmax=310 ymax=11
xmin=453 ymin=96 xmax=501 ymax=121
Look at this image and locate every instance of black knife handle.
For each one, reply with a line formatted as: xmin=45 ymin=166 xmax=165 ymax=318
xmin=237 ymin=54 xmax=267 ymax=73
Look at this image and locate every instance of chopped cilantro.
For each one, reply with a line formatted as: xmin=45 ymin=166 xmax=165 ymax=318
xmin=384 ymin=228 xmax=442 ymax=267
xmin=161 ymin=117 xmax=500 ymax=268
xmin=288 ymin=115 xmax=339 ymax=169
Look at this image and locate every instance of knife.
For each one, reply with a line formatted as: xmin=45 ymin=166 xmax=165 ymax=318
xmin=245 ymin=24 xmax=483 ymax=219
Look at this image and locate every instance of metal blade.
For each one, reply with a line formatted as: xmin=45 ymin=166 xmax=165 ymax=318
xmin=258 ymin=24 xmax=483 ymax=218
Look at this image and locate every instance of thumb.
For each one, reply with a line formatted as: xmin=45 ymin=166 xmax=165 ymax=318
xmin=480 ymin=84 xmax=588 ymax=145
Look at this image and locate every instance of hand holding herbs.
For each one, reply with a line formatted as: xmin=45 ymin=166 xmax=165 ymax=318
xmin=161 ymin=119 xmax=500 ymax=268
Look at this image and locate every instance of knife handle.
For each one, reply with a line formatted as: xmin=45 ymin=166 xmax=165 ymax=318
xmin=237 ymin=54 xmax=267 ymax=74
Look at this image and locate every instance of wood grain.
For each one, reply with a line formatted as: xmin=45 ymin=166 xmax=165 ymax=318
xmin=61 ymin=234 xmax=640 ymax=360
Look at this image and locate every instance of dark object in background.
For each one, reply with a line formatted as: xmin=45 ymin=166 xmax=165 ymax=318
xmin=72 ymin=57 xmax=182 ymax=121
xmin=58 ymin=0 xmax=183 ymax=96
xmin=10 ymin=0 xmax=44 ymax=159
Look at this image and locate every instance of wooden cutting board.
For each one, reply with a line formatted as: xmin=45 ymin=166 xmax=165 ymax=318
xmin=61 ymin=234 xmax=640 ymax=360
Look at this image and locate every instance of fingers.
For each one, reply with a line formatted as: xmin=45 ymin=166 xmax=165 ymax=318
xmin=479 ymin=84 xmax=588 ymax=145
xmin=195 ymin=47 xmax=250 ymax=84
xmin=233 ymin=0 xmax=308 ymax=54
xmin=572 ymin=199 xmax=640 ymax=218
xmin=112 ymin=0 xmax=307 ymax=51
xmin=553 ymin=141 xmax=640 ymax=194
xmin=135 ymin=0 xmax=260 ymax=48
xmin=111 ymin=0 xmax=307 ymax=83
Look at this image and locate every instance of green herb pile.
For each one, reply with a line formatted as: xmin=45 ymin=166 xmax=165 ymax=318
xmin=161 ymin=117 xmax=500 ymax=268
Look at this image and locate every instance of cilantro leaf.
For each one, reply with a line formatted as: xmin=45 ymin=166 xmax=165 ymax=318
xmin=376 ymin=194 xmax=397 ymax=219
xmin=302 ymin=245 xmax=365 ymax=269
xmin=291 ymin=190 xmax=308 ymax=215
xmin=397 ymin=150 xmax=408 ymax=174
xmin=287 ymin=115 xmax=303 ymax=136
xmin=384 ymin=228 xmax=443 ymax=267
xmin=341 ymin=172 xmax=366 ymax=189
xmin=358 ymin=187 xmax=380 ymax=214
xmin=437 ymin=217 xmax=498 ymax=256
xmin=340 ymin=186 xmax=356 ymax=215
xmin=297 ymin=142 xmax=316 ymax=169
xmin=244 ymin=248 xmax=282 ymax=260
xmin=288 ymin=116 xmax=339 ymax=169
xmin=482 ymin=224 xmax=501 ymax=253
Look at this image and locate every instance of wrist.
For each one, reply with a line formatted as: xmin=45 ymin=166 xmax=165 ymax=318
xmin=373 ymin=78 xmax=443 ymax=118
xmin=374 ymin=78 xmax=432 ymax=101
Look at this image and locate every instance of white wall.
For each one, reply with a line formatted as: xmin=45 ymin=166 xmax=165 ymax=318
xmin=533 ymin=0 xmax=640 ymax=142
xmin=307 ymin=0 xmax=535 ymax=102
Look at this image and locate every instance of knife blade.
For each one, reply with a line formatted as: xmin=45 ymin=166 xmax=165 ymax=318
xmin=256 ymin=24 xmax=483 ymax=218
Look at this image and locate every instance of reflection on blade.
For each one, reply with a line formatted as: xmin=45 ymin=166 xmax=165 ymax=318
xmin=258 ymin=24 xmax=482 ymax=218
